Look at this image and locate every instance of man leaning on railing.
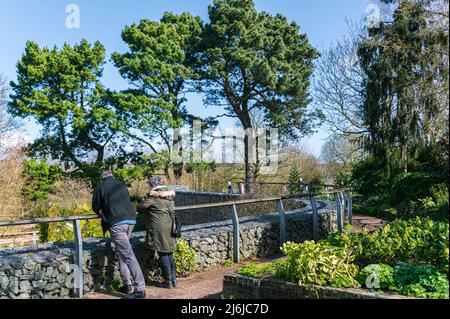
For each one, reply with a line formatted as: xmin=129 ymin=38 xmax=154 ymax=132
xmin=92 ymin=170 xmax=146 ymax=299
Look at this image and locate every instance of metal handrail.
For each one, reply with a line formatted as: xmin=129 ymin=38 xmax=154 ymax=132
xmin=0 ymin=189 xmax=348 ymax=227
xmin=234 ymin=181 xmax=339 ymax=188
xmin=0 ymin=188 xmax=352 ymax=299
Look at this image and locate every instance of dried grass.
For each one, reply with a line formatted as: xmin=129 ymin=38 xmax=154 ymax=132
xmin=0 ymin=148 xmax=26 ymax=220
xmin=47 ymin=177 xmax=93 ymax=211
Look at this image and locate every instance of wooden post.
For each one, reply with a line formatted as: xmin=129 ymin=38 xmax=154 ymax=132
xmin=309 ymin=196 xmax=319 ymax=242
xmin=335 ymin=193 xmax=343 ymax=232
xmin=231 ymin=204 xmax=240 ymax=263
xmin=346 ymin=191 xmax=353 ymax=225
xmin=73 ymin=219 xmax=84 ymax=298
xmin=277 ymin=199 xmax=286 ymax=245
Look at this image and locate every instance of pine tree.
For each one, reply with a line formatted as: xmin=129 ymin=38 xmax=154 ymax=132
xmin=288 ymin=165 xmax=302 ymax=194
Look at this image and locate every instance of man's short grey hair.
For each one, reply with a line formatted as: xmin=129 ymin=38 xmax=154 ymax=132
xmin=101 ymin=170 xmax=113 ymax=181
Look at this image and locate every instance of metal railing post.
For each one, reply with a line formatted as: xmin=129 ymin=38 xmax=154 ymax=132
xmin=277 ymin=199 xmax=286 ymax=245
xmin=335 ymin=193 xmax=343 ymax=232
xmin=231 ymin=204 xmax=240 ymax=263
xmin=73 ymin=219 xmax=84 ymax=298
xmin=346 ymin=191 xmax=353 ymax=225
xmin=340 ymin=191 xmax=346 ymax=223
xmin=309 ymin=196 xmax=319 ymax=242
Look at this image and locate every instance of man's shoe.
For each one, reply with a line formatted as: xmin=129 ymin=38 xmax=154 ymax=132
xmin=126 ymin=290 xmax=146 ymax=299
xmin=119 ymin=285 xmax=134 ymax=294
xmin=171 ymin=280 xmax=176 ymax=288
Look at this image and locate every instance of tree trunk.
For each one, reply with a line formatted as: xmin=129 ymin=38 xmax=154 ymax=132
xmin=172 ymin=129 xmax=183 ymax=181
xmin=244 ymin=128 xmax=255 ymax=193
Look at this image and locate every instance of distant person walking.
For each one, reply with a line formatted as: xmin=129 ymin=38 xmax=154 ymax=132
xmin=227 ymin=181 xmax=235 ymax=194
xmin=92 ymin=170 xmax=146 ymax=299
xmin=138 ymin=176 xmax=178 ymax=289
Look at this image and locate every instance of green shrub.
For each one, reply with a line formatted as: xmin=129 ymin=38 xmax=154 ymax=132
xmin=356 ymin=263 xmax=449 ymax=299
xmin=348 ymin=148 xmax=448 ymax=222
xmin=327 ymin=218 xmax=449 ymax=273
xmin=309 ymin=176 xmax=325 ymax=193
xmin=106 ymin=278 xmax=123 ymax=293
xmin=288 ymin=165 xmax=302 ymax=194
xmin=392 ymin=265 xmax=449 ymax=299
xmin=390 ymin=172 xmax=440 ymax=207
xmin=112 ymin=165 xmax=152 ymax=187
xmin=174 ymin=239 xmax=197 ymax=277
xmin=221 ymin=259 xmax=233 ymax=267
xmin=38 ymin=204 xmax=106 ymax=243
xmin=22 ymin=159 xmax=63 ymax=201
xmin=236 ymin=262 xmax=277 ymax=278
xmin=357 ymin=264 xmax=395 ymax=290
xmin=415 ymin=184 xmax=449 ymax=222
xmin=350 ymin=156 xmax=390 ymax=198
xmin=335 ymin=171 xmax=352 ymax=188
xmin=277 ymin=241 xmax=360 ymax=288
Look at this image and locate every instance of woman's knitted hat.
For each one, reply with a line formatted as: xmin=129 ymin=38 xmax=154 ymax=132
xmin=148 ymin=176 xmax=164 ymax=189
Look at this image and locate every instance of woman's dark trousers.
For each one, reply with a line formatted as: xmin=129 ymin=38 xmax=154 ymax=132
xmin=158 ymin=252 xmax=176 ymax=288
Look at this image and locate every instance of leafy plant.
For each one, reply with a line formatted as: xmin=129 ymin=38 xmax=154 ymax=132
xmin=22 ymin=159 xmax=63 ymax=201
xmin=356 ymin=264 xmax=395 ymax=290
xmin=236 ymin=263 xmax=277 ymax=278
xmin=392 ymin=265 xmax=449 ymax=299
xmin=112 ymin=165 xmax=152 ymax=187
xmin=288 ymin=165 xmax=302 ymax=194
xmin=277 ymin=241 xmax=360 ymax=288
xmin=106 ymin=278 xmax=123 ymax=293
xmin=327 ymin=218 xmax=449 ymax=273
xmin=174 ymin=239 xmax=197 ymax=277
xmin=222 ymin=259 xmax=233 ymax=267
xmin=38 ymin=204 xmax=106 ymax=243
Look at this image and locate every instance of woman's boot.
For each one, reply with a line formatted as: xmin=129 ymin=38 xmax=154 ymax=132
xmin=159 ymin=253 xmax=173 ymax=289
xmin=169 ymin=253 xmax=177 ymax=288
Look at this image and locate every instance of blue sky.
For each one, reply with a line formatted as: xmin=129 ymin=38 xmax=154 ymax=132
xmin=0 ymin=0 xmax=373 ymax=157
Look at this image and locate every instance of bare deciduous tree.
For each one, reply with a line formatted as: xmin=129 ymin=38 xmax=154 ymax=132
xmin=312 ymin=23 xmax=368 ymax=137
xmin=0 ymin=75 xmax=18 ymax=149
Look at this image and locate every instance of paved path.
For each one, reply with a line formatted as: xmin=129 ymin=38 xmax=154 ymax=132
xmin=85 ymin=258 xmax=274 ymax=300
xmin=351 ymin=215 xmax=387 ymax=232
xmin=86 ymin=215 xmax=386 ymax=300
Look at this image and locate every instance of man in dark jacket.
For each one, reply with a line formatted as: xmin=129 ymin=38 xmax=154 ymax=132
xmin=92 ymin=170 xmax=146 ymax=299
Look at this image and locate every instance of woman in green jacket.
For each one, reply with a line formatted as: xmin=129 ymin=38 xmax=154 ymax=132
xmin=138 ymin=176 xmax=177 ymax=288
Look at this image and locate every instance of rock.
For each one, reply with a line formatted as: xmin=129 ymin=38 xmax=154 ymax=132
xmin=45 ymin=282 xmax=58 ymax=291
xmin=45 ymin=267 xmax=54 ymax=278
xmin=8 ymin=277 xmax=19 ymax=295
xmin=19 ymin=280 xmax=30 ymax=292
xmin=58 ymin=262 xmax=69 ymax=273
xmin=218 ymin=235 xmax=226 ymax=243
xmin=32 ymin=280 xmax=45 ymax=289
xmin=0 ymin=276 xmax=9 ymax=290
xmin=57 ymin=273 xmax=67 ymax=284
xmin=60 ymin=287 xmax=69 ymax=298
xmin=189 ymin=239 xmax=198 ymax=248
xmin=24 ymin=259 xmax=35 ymax=271
xmin=34 ymin=271 xmax=45 ymax=281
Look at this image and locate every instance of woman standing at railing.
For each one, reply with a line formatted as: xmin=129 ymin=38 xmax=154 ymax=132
xmin=138 ymin=176 xmax=178 ymax=289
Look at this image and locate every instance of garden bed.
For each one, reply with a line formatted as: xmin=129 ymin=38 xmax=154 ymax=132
xmin=222 ymin=217 xmax=449 ymax=300
xmin=223 ymin=272 xmax=414 ymax=299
